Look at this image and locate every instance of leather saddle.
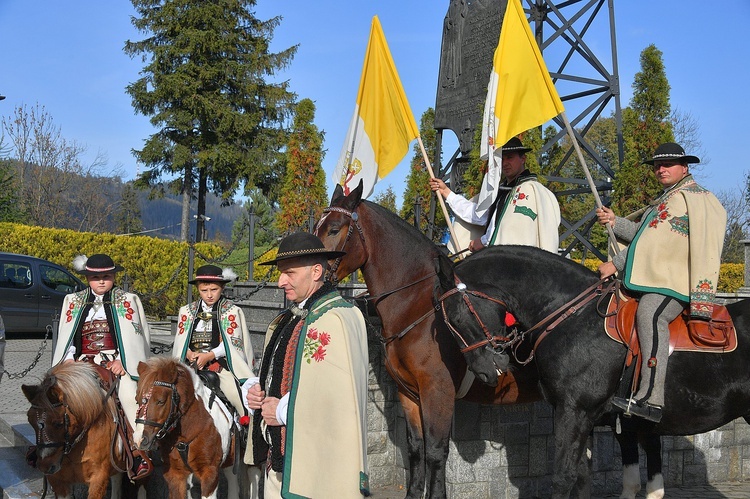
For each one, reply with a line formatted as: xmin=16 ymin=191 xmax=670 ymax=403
xmin=604 ymin=290 xmax=737 ymax=366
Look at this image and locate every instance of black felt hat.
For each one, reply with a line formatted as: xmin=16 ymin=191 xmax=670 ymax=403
xmin=643 ymin=142 xmax=700 ymax=165
xmin=260 ymin=232 xmax=346 ymax=266
xmin=501 ymin=137 xmax=532 ymax=154
xmin=73 ymin=254 xmax=124 ymax=276
xmin=188 ymin=265 xmax=237 ymax=285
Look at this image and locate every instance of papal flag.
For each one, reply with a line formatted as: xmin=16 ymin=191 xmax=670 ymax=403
xmin=334 ymin=15 xmax=420 ymax=198
xmin=475 ymin=0 xmax=565 ymax=216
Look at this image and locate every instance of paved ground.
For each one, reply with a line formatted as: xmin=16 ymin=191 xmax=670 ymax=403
xmin=3 ymin=334 xmax=750 ymax=498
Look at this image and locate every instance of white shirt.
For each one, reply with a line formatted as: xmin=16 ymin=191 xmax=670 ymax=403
xmin=241 ymin=297 xmax=309 ymax=425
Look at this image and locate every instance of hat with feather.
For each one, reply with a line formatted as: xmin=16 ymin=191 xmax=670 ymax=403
xmin=72 ymin=254 xmax=124 ymax=276
xmin=189 ymin=264 xmax=238 ymax=285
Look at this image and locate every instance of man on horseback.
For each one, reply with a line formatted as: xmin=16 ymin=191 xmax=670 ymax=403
xmin=52 ymin=253 xmax=153 ymax=480
xmin=172 ymin=265 xmax=254 ymax=434
xmin=597 ymin=142 xmax=727 ymax=422
xmin=429 ymin=136 xmax=560 ymax=253
xmin=244 ymin=232 xmax=370 ymax=498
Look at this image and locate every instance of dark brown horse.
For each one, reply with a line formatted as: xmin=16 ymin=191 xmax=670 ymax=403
xmin=315 ymin=183 xmax=543 ymax=498
xmin=135 ymin=357 xmax=243 ymax=499
xmin=22 ymin=361 xmax=142 ymax=499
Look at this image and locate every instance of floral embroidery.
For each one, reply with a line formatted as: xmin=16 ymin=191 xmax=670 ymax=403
xmin=512 ymin=190 xmax=527 ymax=205
xmin=648 ymin=203 xmax=669 ymax=228
xmin=303 ymin=327 xmax=329 ymax=363
xmin=690 ymin=279 xmax=717 ymax=319
xmin=668 ymin=214 xmax=689 ymax=237
xmin=231 ymin=336 xmax=243 ymax=349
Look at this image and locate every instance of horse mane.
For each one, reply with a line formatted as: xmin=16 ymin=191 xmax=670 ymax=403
xmin=47 ymin=362 xmax=110 ymax=426
xmin=137 ymin=357 xmax=196 ymax=412
xmin=360 ymin=200 xmax=456 ymax=294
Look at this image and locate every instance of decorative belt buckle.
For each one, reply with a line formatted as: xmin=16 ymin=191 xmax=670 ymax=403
xmin=197 ymin=311 xmax=213 ymax=321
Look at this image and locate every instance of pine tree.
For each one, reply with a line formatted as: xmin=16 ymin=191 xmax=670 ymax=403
xmin=125 ymin=0 xmax=296 ymax=241
xmin=276 ymin=99 xmax=327 ymax=234
xmin=373 ymin=186 xmax=398 ymax=214
xmin=612 ymin=45 xmax=674 ymax=215
xmin=115 ymin=182 xmax=143 ymax=234
xmin=400 ymin=108 xmax=446 ymax=242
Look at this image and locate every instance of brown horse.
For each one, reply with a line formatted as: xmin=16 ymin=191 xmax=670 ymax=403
xmin=22 ymin=361 xmax=140 ymax=499
xmin=135 ymin=357 xmax=243 ymax=499
xmin=315 ymin=183 xmax=543 ymax=498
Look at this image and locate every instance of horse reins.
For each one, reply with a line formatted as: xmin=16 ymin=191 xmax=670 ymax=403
xmin=526 ymin=277 xmax=618 ymax=353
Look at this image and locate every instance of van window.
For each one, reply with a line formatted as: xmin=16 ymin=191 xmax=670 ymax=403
xmin=0 ymin=262 xmax=32 ymax=289
xmin=40 ymin=265 xmax=79 ymax=294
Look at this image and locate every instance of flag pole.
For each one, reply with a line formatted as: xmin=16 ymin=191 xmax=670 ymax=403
xmin=417 ymin=137 xmax=463 ymax=254
xmin=559 ymin=111 xmax=620 ymax=256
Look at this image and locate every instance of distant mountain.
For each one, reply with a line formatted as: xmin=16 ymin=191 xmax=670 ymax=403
xmin=137 ymin=190 xmax=245 ymax=241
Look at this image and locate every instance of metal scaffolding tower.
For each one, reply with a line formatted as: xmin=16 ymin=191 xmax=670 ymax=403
xmin=433 ymin=0 xmax=623 ymax=261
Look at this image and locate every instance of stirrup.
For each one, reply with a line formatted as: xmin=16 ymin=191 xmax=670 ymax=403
xmin=128 ymin=450 xmax=154 ymax=481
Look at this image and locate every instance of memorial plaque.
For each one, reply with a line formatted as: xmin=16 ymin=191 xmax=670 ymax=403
xmin=435 ymin=0 xmax=506 ymax=153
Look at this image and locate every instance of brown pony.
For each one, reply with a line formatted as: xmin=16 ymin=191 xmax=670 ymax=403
xmin=315 ymin=183 xmax=542 ymax=498
xmin=22 ymin=361 xmax=138 ymax=498
xmin=135 ymin=357 xmax=241 ymax=499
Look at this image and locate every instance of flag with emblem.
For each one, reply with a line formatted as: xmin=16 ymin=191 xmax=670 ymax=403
xmin=476 ymin=0 xmax=565 ymax=216
xmin=333 ymin=15 xmax=420 ymax=198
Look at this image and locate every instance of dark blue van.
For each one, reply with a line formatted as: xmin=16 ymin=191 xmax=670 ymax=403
xmin=0 ymin=253 xmax=84 ymax=333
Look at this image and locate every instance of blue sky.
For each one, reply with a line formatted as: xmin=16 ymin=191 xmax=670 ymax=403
xmin=1 ymin=1 xmax=748 ymax=212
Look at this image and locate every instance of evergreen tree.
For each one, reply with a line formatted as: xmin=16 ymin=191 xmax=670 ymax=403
xmin=125 ymin=0 xmax=296 ymax=241
xmin=373 ymin=186 xmax=397 ymax=214
xmin=0 ymin=158 xmax=23 ymax=223
xmin=612 ymin=45 xmax=674 ymax=215
xmin=400 ymin=108 xmax=446 ymax=242
xmin=115 ymin=182 xmax=143 ymax=234
xmin=276 ymin=99 xmax=327 ymax=233
xmin=232 ymin=188 xmax=278 ymax=249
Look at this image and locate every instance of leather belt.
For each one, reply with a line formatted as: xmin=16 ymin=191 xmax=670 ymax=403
xmin=81 ymin=320 xmax=116 ymax=354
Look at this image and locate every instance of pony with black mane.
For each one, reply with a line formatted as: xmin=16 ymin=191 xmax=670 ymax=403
xmin=22 ymin=361 xmax=143 ymax=498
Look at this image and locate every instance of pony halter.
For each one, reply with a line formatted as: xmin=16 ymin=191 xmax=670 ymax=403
xmin=136 ymin=380 xmax=181 ymax=440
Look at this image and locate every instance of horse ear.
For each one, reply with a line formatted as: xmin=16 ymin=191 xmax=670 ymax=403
xmin=22 ymin=384 xmax=40 ymax=403
xmin=331 ymin=183 xmax=344 ymax=204
xmin=342 ymin=179 xmax=364 ymax=210
xmin=137 ymin=361 xmax=147 ymax=378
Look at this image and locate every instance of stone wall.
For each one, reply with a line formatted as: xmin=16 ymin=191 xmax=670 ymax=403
xmin=232 ymin=281 xmax=750 ymax=497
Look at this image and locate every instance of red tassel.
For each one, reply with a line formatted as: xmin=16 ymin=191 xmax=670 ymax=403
xmin=504 ymin=312 xmax=517 ymax=327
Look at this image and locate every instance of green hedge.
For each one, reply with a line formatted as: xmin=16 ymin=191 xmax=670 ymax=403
xmin=0 ymin=223 xmax=224 ymax=319
xmin=577 ymin=257 xmax=744 ymax=293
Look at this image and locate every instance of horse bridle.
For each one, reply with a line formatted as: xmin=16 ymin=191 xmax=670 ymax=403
xmin=136 ymin=380 xmax=181 ymax=440
xmin=438 ymin=278 xmax=516 ymax=354
xmin=316 ymin=206 xmax=367 ymax=285
xmin=30 ymin=401 xmax=90 ymax=458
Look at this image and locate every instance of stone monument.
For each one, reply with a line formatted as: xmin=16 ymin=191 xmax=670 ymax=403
xmin=435 ymin=0 xmax=506 ymax=154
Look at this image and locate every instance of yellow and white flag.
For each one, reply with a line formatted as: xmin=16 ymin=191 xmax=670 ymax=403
xmin=476 ymin=0 xmax=565 ymax=216
xmin=334 ymin=16 xmax=419 ymax=198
